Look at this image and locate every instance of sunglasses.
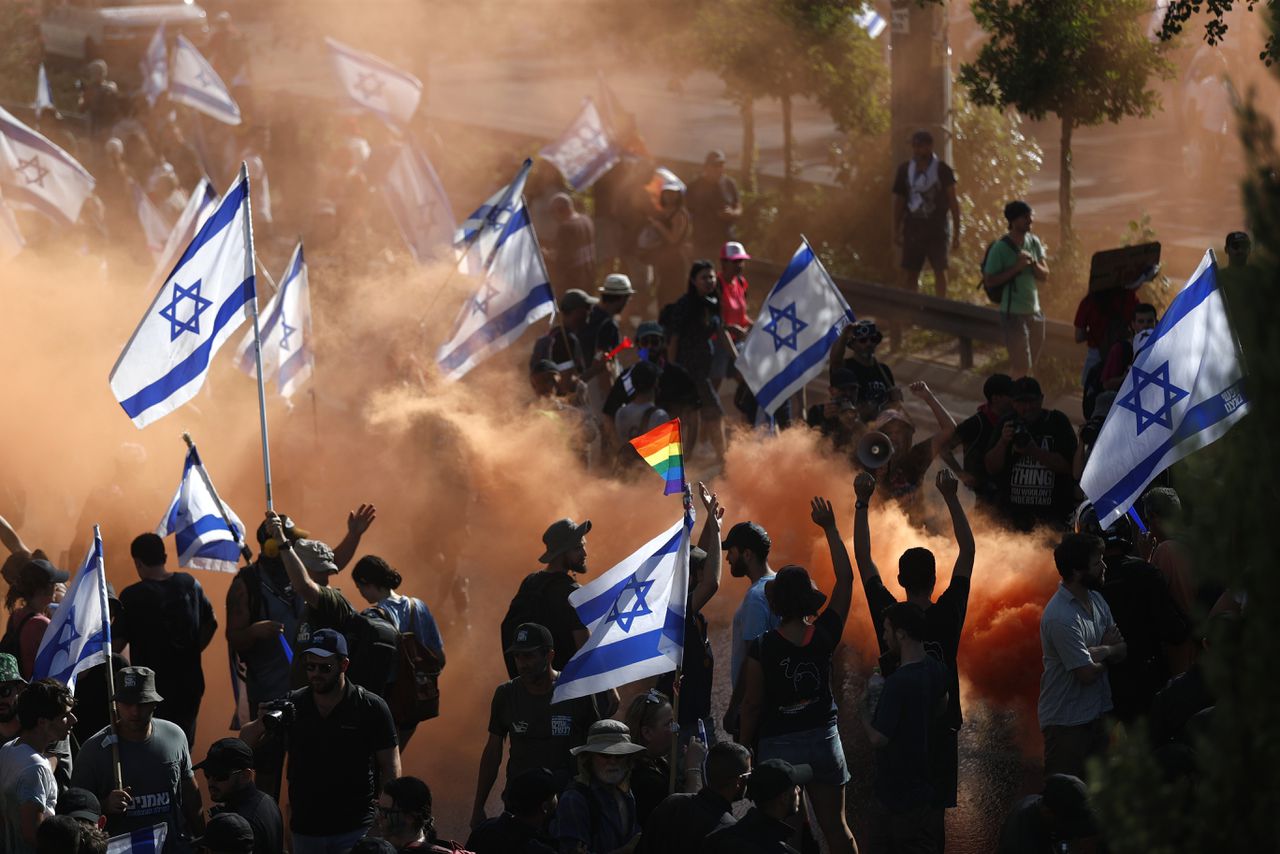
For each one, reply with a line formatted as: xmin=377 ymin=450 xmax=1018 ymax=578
xmin=305 ymin=662 xmax=335 ymax=674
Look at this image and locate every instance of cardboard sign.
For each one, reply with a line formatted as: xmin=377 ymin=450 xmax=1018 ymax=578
xmin=1088 ymin=242 xmax=1162 ymax=293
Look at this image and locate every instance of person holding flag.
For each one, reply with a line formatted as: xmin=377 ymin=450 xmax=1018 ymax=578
xmin=736 ymin=496 xmax=858 ymax=854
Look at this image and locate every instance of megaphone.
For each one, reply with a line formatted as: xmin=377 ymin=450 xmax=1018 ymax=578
xmin=857 ymin=431 xmax=895 ymax=470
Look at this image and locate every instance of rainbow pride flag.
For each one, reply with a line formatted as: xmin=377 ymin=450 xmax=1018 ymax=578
xmin=629 ymin=418 xmax=685 ymax=495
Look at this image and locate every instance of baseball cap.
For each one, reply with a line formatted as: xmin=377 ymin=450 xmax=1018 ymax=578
xmin=506 ymin=622 xmax=554 ymax=654
xmin=636 ymin=321 xmax=665 ymax=341
xmin=193 ymin=813 xmax=254 ymax=853
xmin=560 ymin=289 xmax=599 ymax=312
xmin=55 ymin=788 xmax=100 ymax=823
xmin=722 ymin=521 xmax=771 ymax=555
xmin=294 ymin=539 xmax=339 ymax=575
xmin=22 ymin=558 xmax=69 ymax=586
xmin=705 ymin=149 xmax=727 ymax=164
xmin=747 ymin=758 xmax=812 ymax=803
xmin=1012 ymin=376 xmax=1043 ymax=400
xmin=983 ymin=373 xmax=1015 ymax=401
xmin=194 ymin=738 xmax=254 ymax=777
xmin=503 ymin=767 xmax=560 ymax=813
xmin=720 ymin=241 xmax=751 ymax=261
xmin=303 ymin=628 xmax=348 ymax=658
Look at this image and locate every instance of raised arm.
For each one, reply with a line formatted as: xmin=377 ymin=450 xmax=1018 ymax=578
xmin=909 ymin=381 xmax=957 ymax=456
xmin=852 ymin=473 xmax=880 ymax=588
xmin=690 ymin=482 xmax=725 ymax=615
xmin=332 ymin=504 xmax=376 ymax=571
xmin=0 ymin=513 xmax=29 ymax=556
xmin=264 ymin=511 xmax=323 ymax=608
xmin=935 ymin=470 xmax=975 ymax=581
xmin=811 ymin=497 xmax=854 ymax=623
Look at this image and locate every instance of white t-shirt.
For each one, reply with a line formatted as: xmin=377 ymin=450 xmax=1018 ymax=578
xmin=0 ymin=739 xmax=58 ymax=854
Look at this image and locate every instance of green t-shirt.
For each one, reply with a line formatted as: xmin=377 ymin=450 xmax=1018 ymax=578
xmin=290 ymin=584 xmax=357 ymax=687
xmin=984 ymin=233 xmax=1046 ymax=315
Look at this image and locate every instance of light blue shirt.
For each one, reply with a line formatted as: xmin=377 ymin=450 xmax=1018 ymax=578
xmin=1038 ymin=584 xmax=1115 ymax=728
xmin=378 ymin=594 xmax=444 ymax=654
xmin=731 ymin=573 xmax=779 ymax=686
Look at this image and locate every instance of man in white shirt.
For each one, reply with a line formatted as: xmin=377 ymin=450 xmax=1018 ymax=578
xmin=0 ymin=678 xmax=77 ymax=854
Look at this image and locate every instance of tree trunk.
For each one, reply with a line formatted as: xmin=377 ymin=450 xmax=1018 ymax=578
xmin=740 ymin=96 xmax=757 ymax=194
xmin=782 ymin=90 xmax=794 ymax=202
xmin=1059 ymin=115 xmax=1074 ymax=254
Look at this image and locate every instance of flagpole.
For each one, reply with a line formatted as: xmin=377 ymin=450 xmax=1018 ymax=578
xmin=182 ymin=432 xmax=253 ymax=562
xmin=240 ymin=161 xmax=274 ymax=511
xmin=668 ymin=666 xmax=682 ymax=795
xmin=94 ymin=526 xmax=124 ymax=792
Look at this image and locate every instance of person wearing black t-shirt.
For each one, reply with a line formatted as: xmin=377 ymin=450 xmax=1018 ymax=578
xmin=985 ymin=377 xmax=1079 ymax=531
xmin=500 ymin=520 xmax=592 ymax=678
xmin=854 ymin=467 xmax=975 ymax=841
xmin=601 ymin=321 xmax=701 ymax=457
xmin=942 ymin=373 xmax=1015 ymax=506
xmin=738 ymin=497 xmax=857 ymax=854
xmin=828 ymin=319 xmax=899 ymax=420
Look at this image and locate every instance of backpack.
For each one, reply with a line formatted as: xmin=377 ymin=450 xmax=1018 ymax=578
xmin=343 ymin=606 xmax=400 ymax=699
xmin=978 ymin=236 xmax=1019 ymax=305
xmin=387 ymin=600 xmax=443 ymax=726
xmin=499 ymin=573 xmax=562 ymax=678
xmin=0 ymin=611 xmax=36 ymax=659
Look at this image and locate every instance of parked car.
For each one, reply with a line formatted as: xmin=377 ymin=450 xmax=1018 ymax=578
xmin=41 ymin=0 xmax=209 ymax=65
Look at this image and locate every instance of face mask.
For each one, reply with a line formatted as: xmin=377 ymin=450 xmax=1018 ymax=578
xmin=596 ymin=764 xmax=627 ymax=786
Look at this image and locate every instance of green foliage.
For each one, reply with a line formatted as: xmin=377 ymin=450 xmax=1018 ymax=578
xmin=960 ymin=0 xmax=1174 ymax=128
xmin=1158 ymin=0 xmax=1279 ymax=65
xmin=1093 ymin=22 xmax=1280 ymax=848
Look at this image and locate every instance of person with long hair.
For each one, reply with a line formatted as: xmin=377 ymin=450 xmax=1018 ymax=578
xmin=2 ymin=560 xmax=67 ymax=679
xmin=663 ymin=260 xmax=735 ymax=462
xmin=738 ymin=497 xmax=858 ymax=854
xmin=622 ymin=690 xmax=706 ymax=826
xmin=351 ymin=556 xmax=446 ymax=750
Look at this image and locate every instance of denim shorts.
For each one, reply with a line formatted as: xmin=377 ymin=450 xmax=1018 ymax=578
xmin=758 ymin=721 xmax=851 ymax=786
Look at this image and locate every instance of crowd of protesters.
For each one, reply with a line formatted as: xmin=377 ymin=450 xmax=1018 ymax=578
xmin=0 ymin=21 xmax=1262 ymax=854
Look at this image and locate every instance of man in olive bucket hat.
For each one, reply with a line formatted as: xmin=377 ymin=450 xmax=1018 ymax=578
xmin=557 ymin=720 xmax=648 ymax=854
xmin=501 ymin=519 xmax=593 ymax=678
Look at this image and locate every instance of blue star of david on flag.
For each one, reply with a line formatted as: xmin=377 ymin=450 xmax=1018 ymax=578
xmin=355 ymin=71 xmax=385 ymax=98
xmin=17 ymin=155 xmax=49 ymax=187
xmin=604 ymin=577 xmax=654 ymax=632
xmin=32 ymin=527 xmax=110 ymax=692
xmin=1116 ymin=360 xmax=1190 ymax=435
xmin=158 ymin=279 xmax=213 ymax=341
xmin=763 ymin=302 xmax=808 ymax=351
xmin=279 ymin=317 xmax=297 ymax=352
xmin=471 ymin=281 xmax=500 ymax=316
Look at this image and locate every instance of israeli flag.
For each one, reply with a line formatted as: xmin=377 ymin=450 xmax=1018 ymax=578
xmin=0 ymin=106 xmax=95 ymax=226
xmin=0 ymin=188 xmax=22 ymax=260
xmin=854 ymin=7 xmax=887 ymax=39
xmin=169 ymin=34 xmax=241 ymax=125
xmin=552 ymin=510 xmax=693 ymax=704
xmin=158 ymin=446 xmax=246 ymax=573
xmin=31 ymin=528 xmax=110 ymax=693
xmin=107 ymin=823 xmax=168 ymax=854
xmin=132 ymin=179 xmax=174 ymax=261
xmin=737 ymin=242 xmax=854 ymax=416
xmin=110 ymin=171 xmax=255 ymax=428
xmin=147 ymin=178 xmax=219 ymax=293
xmin=233 ymin=242 xmax=314 ymax=398
xmin=540 ymin=97 xmax=621 ymax=191
xmin=383 ymin=140 xmax=456 ymax=262
xmin=454 ymin=158 xmax=532 ymax=275
xmin=437 ymin=164 xmax=555 ymax=380
xmin=34 ymin=63 xmax=55 ymax=119
xmin=326 ymin=37 xmax=422 ymax=125
xmin=140 ymin=24 xmax=168 ymax=107
xmin=1082 ymin=250 xmax=1250 ymax=527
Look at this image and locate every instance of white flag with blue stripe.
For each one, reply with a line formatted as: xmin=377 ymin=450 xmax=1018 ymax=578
xmin=34 ymin=63 xmax=55 ymax=118
xmin=1082 ymin=250 xmax=1250 ymax=527
xmin=148 ymin=178 xmax=219 ymax=293
xmin=438 ymin=162 xmax=554 ymax=380
xmin=383 ymin=140 xmax=456 ymax=262
xmin=107 ymin=823 xmax=167 ymax=854
xmin=233 ymin=242 xmax=314 ymax=399
xmin=0 ymin=187 xmax=22 ymax=260
xmin=158 ymin=446 xmax=246 ymax=573
xmin=0 ymin=106 xmax=95 ymax=226
xmin=140 ymin=24 xmax=168 ymax=107
xmin=854 ymin=7 xmax=887 ymax=39
xmin=110 ymin=170 xmax=255 ymax=428
xmin=326 ymin=37 xmax=422 ymax=125
xmin=132 ymin=179 xmax=174 ymax=261
xmin=31 ymin=528 xmax=110 ymax=693
xmin=169 ymin=34 xmax=241 ymax=125
xmin=540 ymin=97 xmax=621 ymax=192
xmin=453 ymin=158 xmax=532 ymax=276
xmin=737 ymin=242 xmax=854 ymax=416
xmin=552 ymin=510 xmax=693 ymax=704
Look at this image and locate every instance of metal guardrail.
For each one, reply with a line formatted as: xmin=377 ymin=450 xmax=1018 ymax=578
xmin=749 ymin=260 xmax=1077 ymax=370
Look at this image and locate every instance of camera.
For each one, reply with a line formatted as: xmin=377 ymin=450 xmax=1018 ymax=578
xmin=1080 ymin=416 xmax=1105 ymax=446
xmin=1012 ymin=424 xmax=1032 ymax=449
xmin=259 ymin=698 xmax=296 ymax=731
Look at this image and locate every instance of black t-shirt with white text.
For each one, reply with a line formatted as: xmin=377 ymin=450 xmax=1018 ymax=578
xmin=994 ymin=408 xmax=1079 ymax=525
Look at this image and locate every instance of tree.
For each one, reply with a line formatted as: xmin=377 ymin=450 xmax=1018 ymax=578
xmin=958 ymin=0 xmax=1174 ymax=254
xmin=1158 ymin=0 xmax=1280 ymax=65
xmin=694 ymin=0 xmax=888 ymax=198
